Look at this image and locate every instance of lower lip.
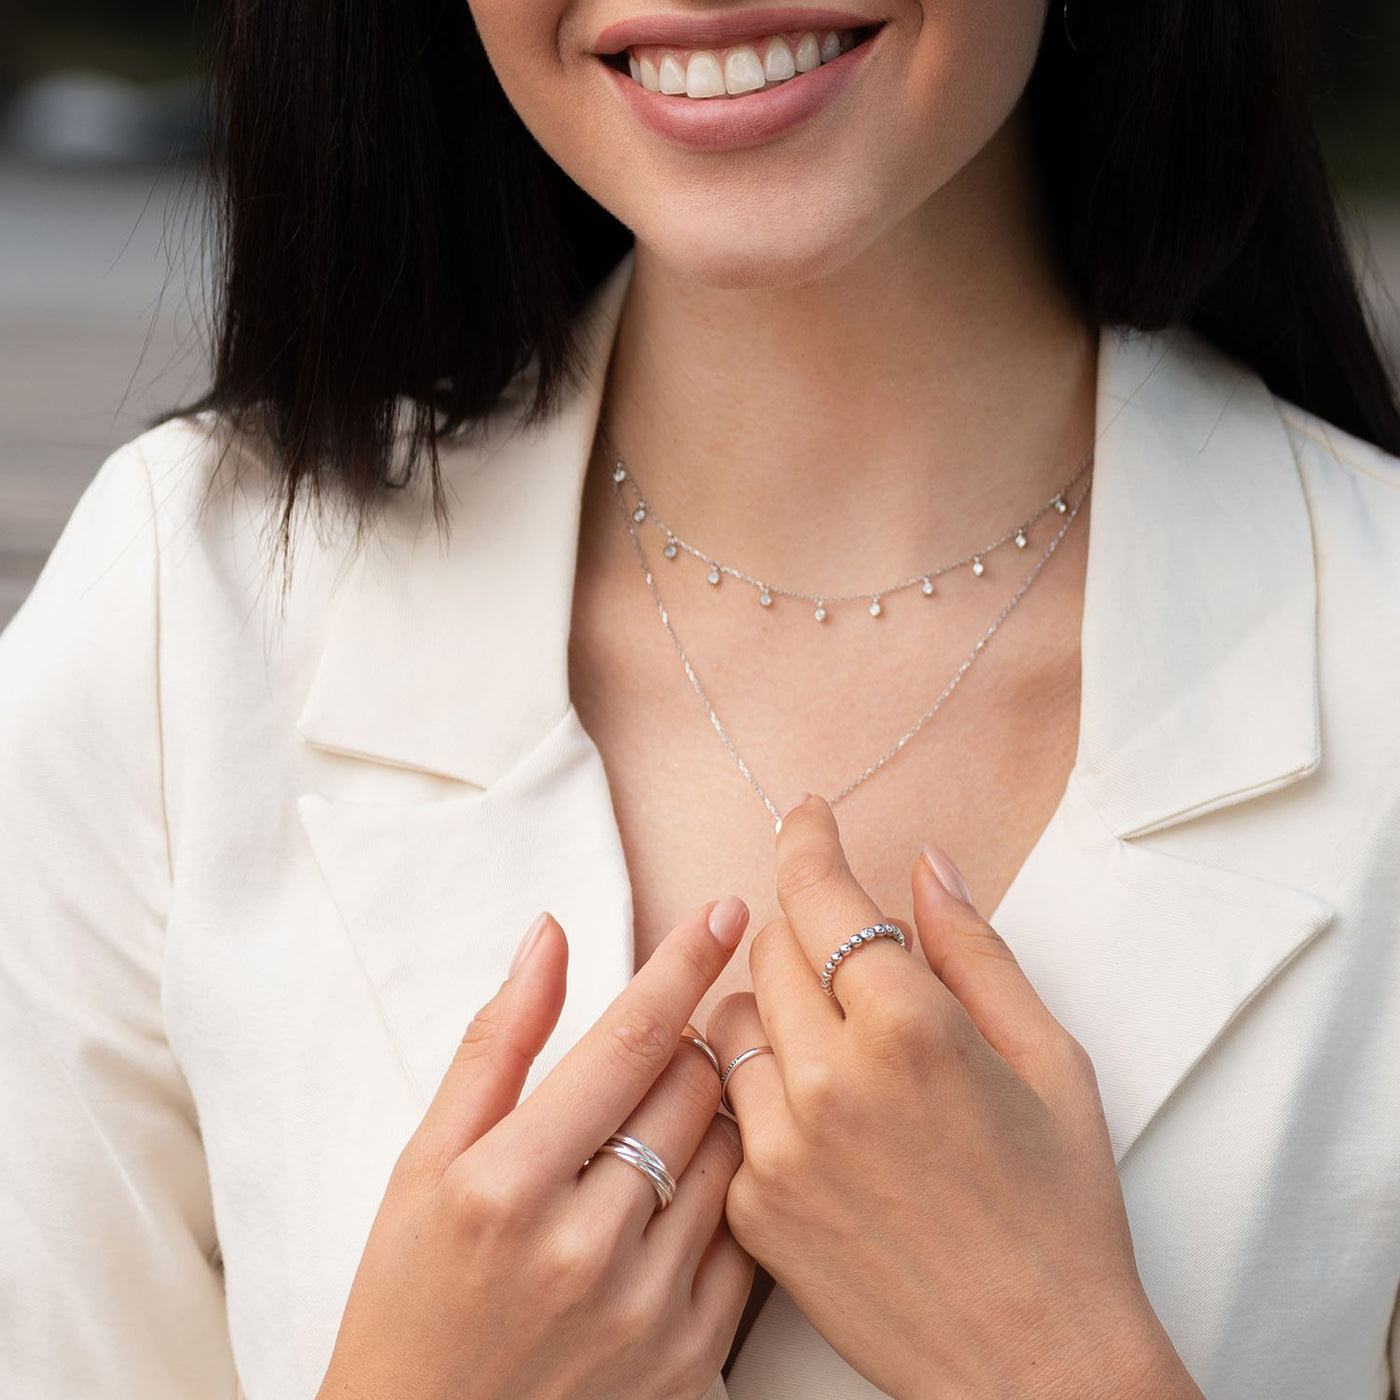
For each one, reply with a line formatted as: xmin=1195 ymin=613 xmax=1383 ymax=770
xmin=598 ymin=28 xmax=884 ymax=153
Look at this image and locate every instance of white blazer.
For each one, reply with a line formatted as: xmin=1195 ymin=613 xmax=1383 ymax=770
xmin=3 ymin=244 xmax=1400 ymax=1400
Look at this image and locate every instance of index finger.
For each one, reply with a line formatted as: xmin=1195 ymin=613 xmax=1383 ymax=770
xmin=773 ymin=794 xmax=910 ymax=1014
xmin=488 ymin=894 xmax=749 ymax=1176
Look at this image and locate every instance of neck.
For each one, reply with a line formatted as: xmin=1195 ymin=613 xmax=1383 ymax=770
xmin=594 ymin=104 xmax=1099 ymax=595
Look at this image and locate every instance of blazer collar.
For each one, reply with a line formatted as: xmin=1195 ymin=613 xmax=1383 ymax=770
xmin=295 ymin=251 xmax=633 ymax=791
xmin=295 ymin=244 xmax=1335 ymax=1178
xmin=1076 ymin=324 xmax=1322 ymax=837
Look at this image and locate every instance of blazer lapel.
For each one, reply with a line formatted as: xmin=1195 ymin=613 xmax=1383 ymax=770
xmin=293 ymin=243 xmax=1335 ymax=1186
xmin=986 ymin=775 xmax=1333 ymax=1170
xmin=297 ymin=707 xmax=636 ymax=1105
xmin=983 ymin=322 xmax=1336 ymax=1169
xmin=295 ymin=250 xmax=641 ymax=1107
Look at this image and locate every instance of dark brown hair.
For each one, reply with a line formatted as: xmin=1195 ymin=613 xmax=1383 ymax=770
xmin=163 ymin=0 xmax=1400 ymax=570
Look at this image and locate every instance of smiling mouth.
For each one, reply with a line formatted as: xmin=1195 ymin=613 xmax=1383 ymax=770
xmin=596 ymin=21 xmax=879 ymax=98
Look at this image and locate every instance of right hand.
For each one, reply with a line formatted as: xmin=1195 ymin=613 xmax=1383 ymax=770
xmin=317 ymin=895 xmax=755 ymax=1400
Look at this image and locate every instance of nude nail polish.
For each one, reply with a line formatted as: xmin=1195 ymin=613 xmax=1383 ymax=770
xmin=707 ymin=894 xmax=750 ymax=950
xmin=511 ymin=911 xmax=550 ymax=975
xmin=922 ymin=842 xmax=973 ymax=904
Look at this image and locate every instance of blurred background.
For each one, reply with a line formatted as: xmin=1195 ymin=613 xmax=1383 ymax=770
xmin=1 ymin=2 xmax=1399 ymax=626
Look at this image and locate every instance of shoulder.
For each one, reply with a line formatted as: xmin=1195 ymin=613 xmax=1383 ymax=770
xmin=1275 ymin=396 xmax=1400 ymax=489
xmin=98 ymin=408 xmax=269 ymax=512
xmin=118 ymin=410 xmax=317 ymax=558
xmin=1273 ymin=396 xmax=1400 ymax=567
xmin=0 ymin=421 xmax=225 ymax=831
xmin=1266 ymin=394 xmax=1400 ymax=777
xmin=30 ymin=410 xmax=301 ymax=599
xmin=78 ymin=410 xmax=391 ymax=624
xmin=2 ymin=411 xmax=364 ymax=749
xmin=1271 ymin=394 xmax=1400 ymax=672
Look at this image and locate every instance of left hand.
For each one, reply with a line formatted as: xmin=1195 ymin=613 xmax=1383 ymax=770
xmin=704 ymin=794 xmax=1202 ymax=1400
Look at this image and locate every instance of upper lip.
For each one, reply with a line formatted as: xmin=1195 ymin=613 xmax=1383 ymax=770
xmin=591 ymin=8 xmax=882 ymax=53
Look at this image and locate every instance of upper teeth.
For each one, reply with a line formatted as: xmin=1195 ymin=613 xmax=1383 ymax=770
xmin=625 ymin=29 xmax=857 ymax=99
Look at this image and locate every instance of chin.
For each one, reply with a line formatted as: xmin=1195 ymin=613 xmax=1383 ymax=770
xmin=633 ymin=202 xmax=885 ymax=291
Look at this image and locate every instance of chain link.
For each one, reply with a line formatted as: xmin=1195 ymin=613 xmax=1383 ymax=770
xmin=606 ymin=439 xmax=1092 ymax=826
xmin=599 ymin=418 xmax=1092 ymax=614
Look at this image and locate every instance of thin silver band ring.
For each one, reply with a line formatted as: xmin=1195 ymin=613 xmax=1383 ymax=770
xmin=719 ymin=1045 xmax=775 ymax=1115
xmin=680 ymin=1033 xmax=723 ymax=1082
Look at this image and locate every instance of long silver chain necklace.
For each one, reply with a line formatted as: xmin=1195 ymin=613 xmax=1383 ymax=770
xmin=602 ymin=430 xmax=1092 ymax=825
xmin=600 ymin=420 xmax=1093 ymax=622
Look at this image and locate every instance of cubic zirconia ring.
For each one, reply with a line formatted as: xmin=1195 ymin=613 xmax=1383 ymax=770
xmin=680 ymin=1033 xmax=723 ymax=1082
xmin=582 ymin=1132 xmax=677 ymax=1210
xmin=819 ymin=922 xmax=906 ymax=997
xmin=719 ymin=1045 xmax=775 ymax=1114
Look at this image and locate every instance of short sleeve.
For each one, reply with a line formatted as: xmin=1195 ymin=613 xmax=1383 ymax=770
xmin=0 ymin=438 xmax=238 ymax=1395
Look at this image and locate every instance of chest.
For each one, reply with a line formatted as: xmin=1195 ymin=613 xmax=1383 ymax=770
xmin=567 ymin=555 xmax=1085 ymax=1031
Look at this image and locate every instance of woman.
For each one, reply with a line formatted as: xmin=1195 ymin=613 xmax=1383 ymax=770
xmin=3 ymin=0 xmax=1399 ymax=1394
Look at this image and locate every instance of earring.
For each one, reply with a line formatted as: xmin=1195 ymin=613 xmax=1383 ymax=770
xmin=1062 ymin=0 xmax=1080 ymax=51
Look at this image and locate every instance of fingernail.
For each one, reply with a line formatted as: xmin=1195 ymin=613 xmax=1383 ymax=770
xmin=707 ymin=894 xmax=750 ymax=950
xmin=922 ymin=843 xmax=972 ymax=904
xmin=511 ymin=910 xmax=550 ymax=976
xmin=779 ymin=791 xmax=810 ymax=819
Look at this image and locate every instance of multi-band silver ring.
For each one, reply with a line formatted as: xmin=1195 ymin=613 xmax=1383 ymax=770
xmin=583 ymin=1133 xmax=677 ymax=1210
xmin=819 ymin=922 xmax=906 ymax=996
xmin=719 ymin=1045 xmax=775 ymax=1115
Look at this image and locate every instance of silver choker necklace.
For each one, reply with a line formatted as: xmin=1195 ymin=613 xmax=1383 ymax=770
xmin=600 ymin=421 xmax=1093 ymax=624
xmin=602 ymin=427 xmax=1093 ymax=824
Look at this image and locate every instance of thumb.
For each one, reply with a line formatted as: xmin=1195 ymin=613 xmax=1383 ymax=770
xmin=409 ymin=911 xmax=568 ymax=1179
xmin=912 ymin=844 xmax=1064 ymax=1084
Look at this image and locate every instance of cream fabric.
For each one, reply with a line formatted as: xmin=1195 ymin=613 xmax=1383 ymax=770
xmin=3 ymin=245 xmax=1400 ymax=1398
